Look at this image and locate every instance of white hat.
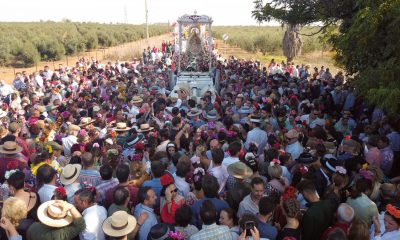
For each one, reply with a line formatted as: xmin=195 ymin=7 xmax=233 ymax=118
xmin=102 ymin=211 xmax=137 ymax=237
xmin=60 ymin=164 xmax=82 ymax=185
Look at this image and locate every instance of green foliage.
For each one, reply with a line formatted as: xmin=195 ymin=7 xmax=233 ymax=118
xmin=0 ymin=22 xmax=169 ymax=67
xmin=13 ymin=42 xmax=40 ymax=68
xmin=213 ymin=26 xmax=323 ymax=55
xmin=252 ymin=0 xmax=400 ymax=113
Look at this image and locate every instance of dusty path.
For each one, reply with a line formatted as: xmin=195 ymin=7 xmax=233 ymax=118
xmin=0 ymin=33 xmax=172 ymax=83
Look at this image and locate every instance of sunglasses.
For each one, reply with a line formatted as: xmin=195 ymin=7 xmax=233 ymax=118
xmin=170 ymin=189 xmax=178 ymax=194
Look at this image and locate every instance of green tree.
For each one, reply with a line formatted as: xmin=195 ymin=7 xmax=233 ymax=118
xmin=253 ymin=0 xmax=400 ymax=113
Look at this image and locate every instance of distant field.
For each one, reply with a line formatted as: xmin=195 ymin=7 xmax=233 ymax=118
xmin=213 ymin=26 xmax=339 ymax=70
xmin=0 ymin=22 xmax=170 ymax=67
xmin=213 ymin=26 xmax=328 ymax=56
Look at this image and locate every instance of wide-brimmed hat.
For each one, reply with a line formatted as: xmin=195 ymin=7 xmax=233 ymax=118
xmin=227 ymin=162 xmax=253 ymax=179
xmin=322 ymin=154 xmax=341 ymax=173
xmin=113 ymin=122 xmax=131 ymax=132
xmin=147 ymin=223 xmax=173 ymax=240
xmin=137 ymin=124 xmax=154 ymax=133
xmin=102 ymin=211 xmax=137 ymax=237
xmin=285 ymin=129 xmax=299 ymax=139
xmin=249 ymin=115 xmax=262 ymax=123
xmin=238 ymin=106 xmax=253 ymax=114
xmin=131 ymin=96 xmax=143 ymax=104
xmin=60 ymin=164 xmax=82 ymax=185
xmin=297 ymin=152 xmax=318 ymax=164
xmin=125 ymin=134 xmax=144 ymax=147
xmin=78 ymin=117 xmax=95 ymax=127
xmin=187 ymin=108 xmax=202 ymax=117
xmin=45 ymin=105 xmax=58 ymax=112
xmin=0 ymin=141 xmax=23 ymax=154
xmin=203 ymin=110 xmax=220 ymax=121
xmin=68 ymin=124 xmax=81 ymax=133
xmin=37 ymin=200 xmax=74 ymax=228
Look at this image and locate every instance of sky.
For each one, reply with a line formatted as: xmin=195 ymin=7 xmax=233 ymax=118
xmin=0 ymin=0 xmax=276 ymax=26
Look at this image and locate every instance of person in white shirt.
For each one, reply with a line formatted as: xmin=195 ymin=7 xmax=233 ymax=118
xmin=74 ymin=188 xmax=107 ymax=240
xmin=62 ymin=124 xmax=80 ymax=157
xmin=208 ymin=148 xmax=229 ymax=194
xmin=173 ymin=158 xmax=191 ymax=198
xmin=37 ymin=165 xmax=58 ymax=203
xmin=223 ymin=141 xmax=242 ymax=167
xmin=285 ymin=129 xmax=304 ymax=161
xmin=370 ymin=206 xmax=400 ymax=240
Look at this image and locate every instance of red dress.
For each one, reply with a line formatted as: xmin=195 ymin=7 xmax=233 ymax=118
xmin=160 ymin=197 xmax=185 ymax=224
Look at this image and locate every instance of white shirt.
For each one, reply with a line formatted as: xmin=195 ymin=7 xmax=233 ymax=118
xmin=222 ymin=156 xmax=239 ymax=168
xmin=80 ymin=204 xmax=107 ymax=240
xmin=65 ymin=182 xmax=81 ymax=204
xmin=208 ymin=165 xmax=229 ymax=194
xmin=62 ymin=135 xmax=78 ymax=156
xmin=173 ymin=174 xmax=190 ymax=198
xmin=130 ymin=105 xmax=140 ymax=116
xmin=285 ymin=141 xmax=303 ymax=161
xmin=38 ymin=184 xmax=57 ymax=203
xmin=370 ymin=212 xmax=400 ymax=240
xmin=156 ymin=140 xmax=169 ymax=153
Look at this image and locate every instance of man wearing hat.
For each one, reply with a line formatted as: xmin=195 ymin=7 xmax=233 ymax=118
xmin=62 ymin=124 xmax=80 ymax=157
xmin=60 ymin=164 xmax=82 ymax=203
xmin=245 ymin=115 xmax=268 ymax=156
xmin=187 ymin=108 xmax=204 ymax=128
xmin=102 ymin=211 xmax=147 ymax=240
xmin=0 ymin=141 xmax=26 ymax=182
xmin=27 ymin=200 xmax=85 ymax=240
xmin=129 ymin=96 xmax=143 ymax=117
xmin=285 ymin=129 xmax=303 ymax=161
xmin=5 ymin=121 xmax=30 ymax=159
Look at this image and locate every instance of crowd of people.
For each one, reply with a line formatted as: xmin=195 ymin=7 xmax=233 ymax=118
xmin=0 ymin=39 xmax=399 ymax=240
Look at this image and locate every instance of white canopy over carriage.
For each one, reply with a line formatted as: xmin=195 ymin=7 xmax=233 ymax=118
xmin=173 ymin=12 xmax=216 ymax=98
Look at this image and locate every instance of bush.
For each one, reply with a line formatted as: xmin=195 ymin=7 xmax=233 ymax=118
xmin=13 ymin=42 xmax=40 ymax=67
xmin=36 ymin=38 xmax=66 ymax=61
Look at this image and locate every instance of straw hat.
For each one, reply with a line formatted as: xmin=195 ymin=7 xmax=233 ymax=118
xmin=0 ymin=141 xmax=23 ymax=154
xmin=125 ymin=134 xmax=144 ymax=147
xmin=203 ymin=110 xmax=220 ymax=121
xmin=45 ymin=105 xmax=58 ymax=112
xmin=137 ymin=123 xmax=154 ymax=133
xmin=113 ymin=122 xmax=131 ymax=132
xmin=68 ymin=124 xmax=81 ymax=133
xmin=227 ymin=162 xmax=253 ymax=179
xmin=37 ymin=200 xmax=74 ymax=228
xmin=285 ymin=129 xmax=299 ymax=139
xmin=187 ymin=108 xmax=202 ymax=117
xmin=78 ymin=117 xmax=95 ymax=127
xmin=60 ymin=164 xmax=82 ymax=185
xmin=131 ymin=96 xmax=143 ymax=104
xmin=102 ymin=211 xmax=137 ymax=237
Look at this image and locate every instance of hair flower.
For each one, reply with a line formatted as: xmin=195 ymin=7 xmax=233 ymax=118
xmin=386 ymin=204 xmax=400 ymax=219
xmin=299 ymin=165 xmax=308 ymax=175
xmin=167 ymin=231 xmax=184 ymax=240
xmin=92 ymin=143 xmax=100 ymax=148
xmin=160 ymin=174 xmax=174 ymax=187
xmin=270 ymin=158 xmax=281 ymax=166
xmin=4 ymin=169 xmax=18 ymax=180
xmin=46 ymin=145 xmax=53 ymax=154
xmin=193 ymin=167 xmax=205 ymax=176
xmin=54 ymin=186 xmax=67 ymax=198
xmin=359 ymin=169 xmax=374 ymax=180
xmin=335 ymin=166 xmax=347 ymax=175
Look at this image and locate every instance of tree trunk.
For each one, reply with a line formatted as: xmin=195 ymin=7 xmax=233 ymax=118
xmin=282 ymin=24 xmax=302 ymax=63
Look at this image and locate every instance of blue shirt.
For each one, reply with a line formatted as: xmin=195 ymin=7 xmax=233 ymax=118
xmin=191 ymin=197 xmax=229 ymax=229
xmin=133 ymin=203 xmax=158 ymax=240
xmin=258 ymin=220 xmax=278 ymax=240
